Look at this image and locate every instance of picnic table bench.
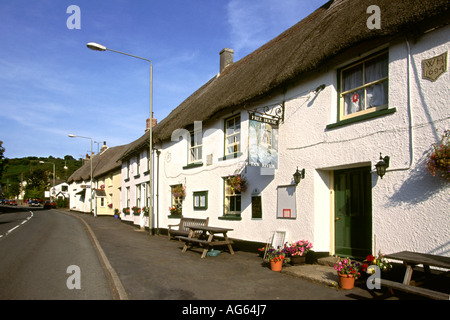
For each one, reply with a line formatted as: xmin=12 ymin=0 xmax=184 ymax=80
xmin=167 ymin=217 xmax=209 ymax=239
xmin=176 ymin=225 xmax=235 ymax=259
xmin=381 ymin=251 xmax=450 ymax=300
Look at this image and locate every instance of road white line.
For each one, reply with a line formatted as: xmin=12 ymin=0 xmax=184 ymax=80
xmin=0 ymin=210 xmax=34 ymax=238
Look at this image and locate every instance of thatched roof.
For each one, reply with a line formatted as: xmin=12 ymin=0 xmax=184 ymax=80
xmin=118 ymin=131 xmax=150 ymax=161
xmin=67 ymin=144 xmax=129 ymax=183
xmin=149 ymin=0 xmax=448 ymax=143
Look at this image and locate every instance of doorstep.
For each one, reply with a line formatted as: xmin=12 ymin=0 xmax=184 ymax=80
xmin=282 ymin=256 xmax=340 ymax=287
xmin=283 ymin=264 xmax=339 ymax=287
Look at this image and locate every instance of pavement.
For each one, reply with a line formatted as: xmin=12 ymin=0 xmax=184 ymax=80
xmin=63 ymin=209 xmax=419 ymax=301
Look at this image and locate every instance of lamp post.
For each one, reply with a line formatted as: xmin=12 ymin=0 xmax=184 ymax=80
xmin=39 ymin=161 xmax=55 ymax=199
xmin=68 ymin=134 xmax=94 ymax=215
xmin=87 ymin=42 xmax=154 ymax=235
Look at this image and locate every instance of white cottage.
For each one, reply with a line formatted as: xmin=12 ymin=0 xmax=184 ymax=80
xmin=149 ymin=0 xmax=449 ymax=259
xmin=119 ymin=118 xmax=157 ymax=228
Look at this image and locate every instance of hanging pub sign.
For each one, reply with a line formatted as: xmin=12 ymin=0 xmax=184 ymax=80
xmin=248 ymin=113 xmax=279 ymax=169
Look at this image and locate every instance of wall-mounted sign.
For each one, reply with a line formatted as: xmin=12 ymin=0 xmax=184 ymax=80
xmin=277 ymin=185 xmax=296 ymax=219
xmin=422 ymin=51 xmax=447 ymax=82
xmin=249 ymin=113 xmax=279 ymax=169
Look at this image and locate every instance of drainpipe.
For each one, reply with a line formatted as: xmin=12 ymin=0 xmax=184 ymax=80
xmin=377 ymin=37 xmax=415 ymax=175
xmin=389 ymin=37 xmax=415 ymax=173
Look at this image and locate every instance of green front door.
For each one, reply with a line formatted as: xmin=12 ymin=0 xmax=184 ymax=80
xmin=334 ymin=167 xmax=372 ymax=259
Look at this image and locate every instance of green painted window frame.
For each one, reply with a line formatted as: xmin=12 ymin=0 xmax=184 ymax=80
xmin=193 ymin=191 xmax=208 ymax=211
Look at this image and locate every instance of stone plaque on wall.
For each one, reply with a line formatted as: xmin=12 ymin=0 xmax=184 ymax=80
xmin=422 ymin=51 xmax=447 ymax=82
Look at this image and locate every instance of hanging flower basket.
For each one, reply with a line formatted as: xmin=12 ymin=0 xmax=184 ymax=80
xmin=122 ymin=207 xmax=130 ymax=215
xmin=227 ymin=174 xmax=247 ymax=193
xmin=132 ymin=206 xmax=141 ymax=215
xmin=425 ymin=130 xmax=449 ymax=181
xmin=172 ymin=185 xmax=186 ymax=198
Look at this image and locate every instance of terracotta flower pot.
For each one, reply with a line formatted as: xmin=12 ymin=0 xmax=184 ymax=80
xmin=270 ymin=260 xmax=283 ymax=272
xmin=338 ymin=273 xmax=355 ymax=289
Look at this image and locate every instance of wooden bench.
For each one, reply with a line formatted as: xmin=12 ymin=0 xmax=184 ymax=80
xmin=167 ymin=217 xmax=209 ymax=239
xmin=176 ymin=226 xmax=235 ymax=258
xmin=380 ymin=279 xmax=449 ymax=300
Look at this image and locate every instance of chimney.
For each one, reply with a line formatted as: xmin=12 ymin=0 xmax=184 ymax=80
xmin=146 ymin=113 xmax=157 ymax=132
xmin=220 ymin=48 xmax=234 ymax=74
xmin=100 ymin=141 xmax=108 ymax=153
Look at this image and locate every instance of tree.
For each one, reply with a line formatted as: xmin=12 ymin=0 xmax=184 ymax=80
xmin=24 ymin=168 xmax=47 ymax=200
xmin=0 ymin=141 xmax=5 ymax=181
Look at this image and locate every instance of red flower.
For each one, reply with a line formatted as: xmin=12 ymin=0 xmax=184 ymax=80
xmin=366 ymin=255 xmax=374 ymax=262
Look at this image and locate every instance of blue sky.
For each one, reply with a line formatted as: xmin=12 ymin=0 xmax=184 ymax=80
xmin=0 ymin=0 xmax=326 ymax=159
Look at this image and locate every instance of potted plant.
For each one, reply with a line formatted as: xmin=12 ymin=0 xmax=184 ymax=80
xmin=334 ymin=257 xmax=362 ymax=289
xmin=114 ymin=208 xmax=119 ymax=219
xmin=142 ymin=206 xmax=149 ymax=216
xmin=169 ymin=206 xmax=178 ymax=215
xmin=262 ymin=246 xmax=290 ymax=272
xmin=362 ymin=251 xmax=392 ymax=275
xmin=122 ymin=207 xmax=130 ymax=215
xmin=425 ymin=130 xmax=449 ymax=180
xmin=132 ymin=206 xmax=141 ymax=215
xmin=283 ymin=240 xmax=313 ymax=265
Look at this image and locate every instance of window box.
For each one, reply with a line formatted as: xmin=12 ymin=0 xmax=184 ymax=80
xmin=183 ymin=162 xmax=203 ymax=170
xmin=219 ymin=214 xmax=242 ymax=221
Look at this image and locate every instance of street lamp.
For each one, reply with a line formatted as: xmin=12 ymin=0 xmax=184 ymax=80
xmin=68 ymin=134 xmax=94 ymax=215
xmin=39 ymin=161 xmax=55 ymax=199
xmin=87 ymin=42 xmax=154 ymax=235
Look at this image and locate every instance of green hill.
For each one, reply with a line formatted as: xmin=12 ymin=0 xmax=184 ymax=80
xmin=0 ymin=155 xmax=83 ymax=198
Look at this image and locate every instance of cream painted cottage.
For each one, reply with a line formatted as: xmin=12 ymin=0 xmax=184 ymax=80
xmin=68 ymin=143 xmax=128 ymax=216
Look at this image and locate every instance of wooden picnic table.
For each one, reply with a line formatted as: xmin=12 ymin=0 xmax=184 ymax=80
xmin=382 ymin=251 xmax=450 ymax=300
xmin=176 ymin=226 xmax=235 ymax=259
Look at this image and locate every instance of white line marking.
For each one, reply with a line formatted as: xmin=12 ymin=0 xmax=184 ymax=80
xmin=0 ymin=210 xmax=34 ymax=238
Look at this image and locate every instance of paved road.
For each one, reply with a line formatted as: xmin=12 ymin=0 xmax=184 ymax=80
xmin=0 ymin=206 xmax=113 ymax=299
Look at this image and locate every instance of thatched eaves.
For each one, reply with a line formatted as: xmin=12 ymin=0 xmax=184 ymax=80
xmin=152 ymin=0 xmax=449 ymax=143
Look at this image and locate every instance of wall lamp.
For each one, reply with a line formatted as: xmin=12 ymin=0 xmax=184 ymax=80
xmin=375 ymin=153 xmax=390 ymax=179
xmin=293 ymin=167 xmax=305 ymax=185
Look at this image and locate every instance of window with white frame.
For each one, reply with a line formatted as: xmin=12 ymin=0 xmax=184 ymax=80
xmin=126 ymin=186 xmax=130 ymax=208
xmin=339 ymin=51 xmax=388 ymax=120
xmin=126 ymin=160 xmax=130 ymax=179
xmin=225 ymin=115 xmax=241 ymax=156
xmin=189 ymin=130 xmax=202 ymax=164
xmin=136 ymin=184 xmax=141 ymax=208
xmin=136 ymin=154 xmax=140 ymax=176
xmin=145 ymin=182 xmax=150 ymax=207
